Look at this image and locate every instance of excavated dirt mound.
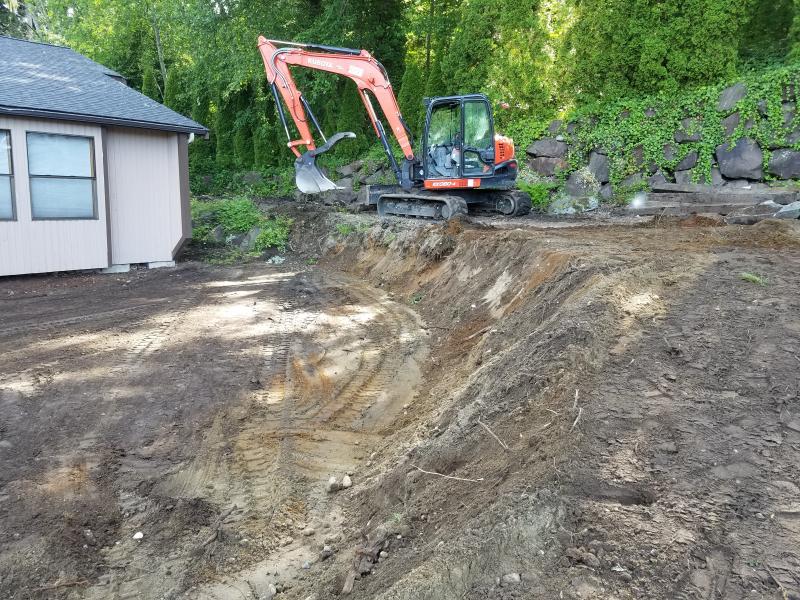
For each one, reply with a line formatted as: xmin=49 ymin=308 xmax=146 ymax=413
xmin=0 ymin=209 xmax=798 ymax=599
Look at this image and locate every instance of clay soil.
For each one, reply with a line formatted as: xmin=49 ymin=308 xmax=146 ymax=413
xmin=1 ymin=209 xmax=799 ymax=600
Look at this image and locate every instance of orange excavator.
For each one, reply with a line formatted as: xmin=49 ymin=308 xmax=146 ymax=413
xmin=257 ymin=37 xmax=530 ymax=219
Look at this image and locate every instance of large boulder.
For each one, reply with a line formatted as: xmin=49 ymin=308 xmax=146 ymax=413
xmin=528 ymin=157 xmax=568 ymax=177
xmin=716 ymin=138 xmax=763 ymax=180
xmin=547 ymin=120 xmax=563 ymax=135
xmin=674 ymin=170 xmax=692 ymax=184
xmin=648 ymin=170 xmax=669 ymax=186
xmin=675 ymin=117 xmax=702 ymax=143
xmin=721 ymin=113 xmax=740 ymax=137
xmin=783 ymin=102 xmax=796 ymax=127
xmin=209 ymin=225 xmax=225 ymax=244
xmin=337 ymin=160 xmax=364 ymax=178
xmin=718 ymin=83 xmax=747 ymax=111
xmin=725 ymin=201 xmax=783 ymax=225
xmin=548 ymin=194 xmax=599 ymax=215
xmin=776 ymin=201 xmax=800 ymax=219
xmin=620 ymin=173 xmax=644 ymax=188
xmin=241 ymin=171 xmax=264 ymax=186
xmin=565 ymin=168 xmax=600 ymax=198
xmin=587 ymin=150 xmax=609 ymax=184
xmin=526 ymin=137 xmax=568 ymax=158
xmin=724 ymin=179 xmax=766 ymax=189
xmin=631 ymin=145 xmax=645 ymax=169
xmin=768 ymin=149 xmax=800 ymax=179
xmin=364 ymin=170 xmax=389 ymax=185
xmin=238 ymin=226 xmax=262 ymax=251
xmin=675 ymin=151 xmax=698 ymax=171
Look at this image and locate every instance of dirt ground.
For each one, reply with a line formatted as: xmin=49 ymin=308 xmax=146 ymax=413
xmin=1 ymin=208 xmax=799 ymax=599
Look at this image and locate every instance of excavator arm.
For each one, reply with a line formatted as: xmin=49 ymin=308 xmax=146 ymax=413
xmin=257 ymin=37 xmax=416 ymax=193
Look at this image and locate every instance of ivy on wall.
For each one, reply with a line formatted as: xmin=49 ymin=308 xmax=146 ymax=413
xmin=553 ymin=63 xmax=800 ymax=189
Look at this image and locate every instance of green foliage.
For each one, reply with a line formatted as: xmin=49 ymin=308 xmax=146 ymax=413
xmin=1 ymin=1 xmax=43 ymax=37
xmin=215 ymin=198 xmax=263 ymax=233
xmin=38 ymin=0 xmax=800 ymax=197
xmin=397 ymin=57 xmax=426 ymax=135
xmin=190 ymin=197 xmax=293 ymax=258
xmin=335 ymin=222 xmax=355 ymax=237
xmin=518 ymin=180 xmax=557 ymax=210
xmin=192 ymin=197 xmax=262 ymax=235
xmin=740 ymin=272 xmax=767 ymax=286
xmin=553 ymin=62 xmax=800 ymax=188
xmin=252 ymin=216 xmax=294 ymax=252
xmin=560 ymin=0 xmax=749 ymax=102
xmin=740 ymin=0 xmax=795 ymax=65
xmin=215 ymin=97 xmax=237 ymax=170
xmin=141 ymin=64 xmax=159 ymax=100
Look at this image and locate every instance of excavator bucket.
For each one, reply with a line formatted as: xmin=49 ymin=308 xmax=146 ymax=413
xmin=294 ymin=132 xmax=356 ymax=194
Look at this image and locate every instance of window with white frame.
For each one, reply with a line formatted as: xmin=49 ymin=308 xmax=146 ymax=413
xmin=0 ymin=130 xmax=14 ymax=221
xmin=27 ymin=132 xmax=97 ymax=219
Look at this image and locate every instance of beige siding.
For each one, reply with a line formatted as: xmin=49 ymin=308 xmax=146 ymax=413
xmin=0 ymin=116 xmax=109 ymax=277
xmin=105 ymin=128 xmax=184 ymax=265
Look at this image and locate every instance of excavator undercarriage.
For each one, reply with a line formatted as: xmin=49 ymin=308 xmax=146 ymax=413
xmin=370 ymin=187 xmax=531 ymax=219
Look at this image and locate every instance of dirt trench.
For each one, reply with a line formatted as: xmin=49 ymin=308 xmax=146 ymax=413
xmin=0 ymin=211 xmax=799 ymax=599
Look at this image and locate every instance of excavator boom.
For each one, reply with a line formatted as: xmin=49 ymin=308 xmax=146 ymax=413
xmin=257 ymin=37 xmax=415 ymax=192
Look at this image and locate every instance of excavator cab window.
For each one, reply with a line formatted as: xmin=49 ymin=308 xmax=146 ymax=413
xmin=463 ymin=100 xmax=494 ymax=176
xmin=425 ymin=101 xmax=462 ymax=178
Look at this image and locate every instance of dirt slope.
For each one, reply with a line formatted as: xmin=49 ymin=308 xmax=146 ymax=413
xmin=287 ymin=213 xmax=800 ymax=600
xmin=0 ymin=212 xmax=799 ymax=599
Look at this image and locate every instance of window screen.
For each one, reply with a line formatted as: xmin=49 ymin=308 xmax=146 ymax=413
xmin=0 ymin=130 xmax=13 ymax=220
xmin=27 ymin=132 xmax=97 ymax=219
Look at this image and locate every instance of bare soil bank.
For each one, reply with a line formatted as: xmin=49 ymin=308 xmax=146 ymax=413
xmin=1 ymin=210 xmax=799 ymax=599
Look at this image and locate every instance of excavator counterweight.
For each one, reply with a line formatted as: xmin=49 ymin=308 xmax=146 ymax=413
xmin=257 ymin=36 xmax=530 ymax=219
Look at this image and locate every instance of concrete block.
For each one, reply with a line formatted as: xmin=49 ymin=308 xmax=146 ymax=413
xmin=148 ymin=261 xmax=176 ymax=269
xmin=102 ymin=264 xmax=130 ymax=274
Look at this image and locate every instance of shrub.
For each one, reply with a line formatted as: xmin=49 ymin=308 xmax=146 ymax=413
xmin=190 ymin=198 xmax=293 ymax=253
xmin=335 ymin=223 xmax=355 ymax=236
xmin=252 ymin=216 xmax=294 ymax=252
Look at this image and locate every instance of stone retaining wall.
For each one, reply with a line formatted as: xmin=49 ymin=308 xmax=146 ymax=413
xmin=526 ymin=82 xmax=800 ymax=202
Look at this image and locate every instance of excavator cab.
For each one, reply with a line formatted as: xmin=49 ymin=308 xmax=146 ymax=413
xmin=419 ymin=94 xmax=519 ymax=193
xmin=423 ymin=95 xmax=496 ymax=180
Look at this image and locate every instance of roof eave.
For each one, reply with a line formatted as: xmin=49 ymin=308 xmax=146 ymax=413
xmin=0 ymin=105 xmax=209 ymax=136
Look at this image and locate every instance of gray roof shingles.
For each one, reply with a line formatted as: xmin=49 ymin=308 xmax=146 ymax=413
xmin=0 ymin=35 xmax=208 ymax=135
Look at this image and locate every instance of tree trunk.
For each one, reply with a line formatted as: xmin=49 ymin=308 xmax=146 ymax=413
xmin=425 ymin=0 xmax=434 ymax=74
xmin=150 ymin=7 xmax=167 ymax=100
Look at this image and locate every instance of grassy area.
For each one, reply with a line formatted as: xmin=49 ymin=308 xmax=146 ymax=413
xmin=189 ymin=197 xmax=294 ymax=263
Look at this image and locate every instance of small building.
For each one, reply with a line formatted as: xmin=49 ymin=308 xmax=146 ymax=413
xmin=0 ymin=35 xmax=208 ymax=277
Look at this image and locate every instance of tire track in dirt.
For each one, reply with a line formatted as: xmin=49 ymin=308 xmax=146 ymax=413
xmin=228 ymin=292 xmax=315 ymax=524
xmin=79 ymin=277 xmax=257 ymax=600
xmin=187 ymin=273 xmax=428 ymax=599
xmin=0 ymin=301 xmax=161 ymax=338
